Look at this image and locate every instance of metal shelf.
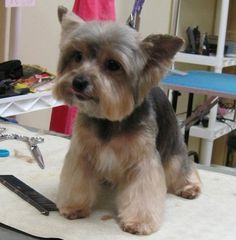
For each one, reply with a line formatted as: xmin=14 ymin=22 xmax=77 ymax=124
xmin=175 ymin=52 xmax=236 ymax=68
xmin=190 ymin=112 xmax=236 ymax=140
xmin=222 ymin=56 xmax=236 ymax=67
xmin=0 ymin=92 xmax=63 ymax=117
xmin=175 ymin=52 xmax=218 ymax=67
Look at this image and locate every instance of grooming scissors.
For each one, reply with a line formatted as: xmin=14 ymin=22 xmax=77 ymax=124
xmin=0 ymin=127 xmax=9 ymax=157
xmin=0 ymin=127 xmax=45 ymax=169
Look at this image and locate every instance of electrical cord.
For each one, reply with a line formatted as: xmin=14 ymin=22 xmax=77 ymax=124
xmin=216 ymin=115 xmax=234 ymax=131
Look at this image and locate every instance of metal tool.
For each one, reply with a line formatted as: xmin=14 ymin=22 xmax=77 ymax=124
xmin=0 ymin=127 xmax=10 ymax=158
xmin=0 ymin=127 xmax=6 ymax=133
xmin=180 ymin=96 xmax=219 ymax=130
xmin=27 ymin=137 xmax=45 ymax=169
xmin=0 ymin=127 xmax=45 ymax=169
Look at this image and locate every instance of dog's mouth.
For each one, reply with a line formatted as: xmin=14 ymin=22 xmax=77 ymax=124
xmin=70 ymin=88 xmax=97 ymax=102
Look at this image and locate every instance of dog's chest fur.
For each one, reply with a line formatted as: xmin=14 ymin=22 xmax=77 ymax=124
xmin=96 ymin=143 xmax=121 ymax=182
xmin=77 ymin=101 xmax=156 ymax=183
xmin=80 ymin=118 xmax=147 ymax=182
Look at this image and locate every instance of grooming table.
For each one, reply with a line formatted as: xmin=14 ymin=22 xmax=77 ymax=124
xmin=161 ymin=71 xmax=236 ymax=166
xmin=0 ymin=121 xmax=236 ymax=240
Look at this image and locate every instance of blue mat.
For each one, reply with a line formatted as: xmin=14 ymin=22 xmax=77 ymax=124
xmin=162 ymin=71 xmax=236 ymax=98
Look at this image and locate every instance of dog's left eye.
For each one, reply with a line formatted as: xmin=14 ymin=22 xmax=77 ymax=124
xmin=105 ymin=59 xmax=121 ymax=71
xmin=73 ymin=51 xmax=83 ymax=63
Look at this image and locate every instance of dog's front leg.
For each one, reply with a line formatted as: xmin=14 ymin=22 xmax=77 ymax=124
xmin=56 ymin=142 xmax=99 ymax=220
xmin=117 ymin=154 xmax=166 ymax=235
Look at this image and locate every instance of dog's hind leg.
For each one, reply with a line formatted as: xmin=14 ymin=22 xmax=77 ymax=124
xmin=163 ymin=155 xmax=201 ymax=199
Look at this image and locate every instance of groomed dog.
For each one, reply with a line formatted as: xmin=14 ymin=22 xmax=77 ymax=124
xmin=54 ymin=6 xmax=201 ymax=235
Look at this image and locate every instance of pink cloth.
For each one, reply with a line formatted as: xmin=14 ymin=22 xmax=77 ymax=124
xmin=72 ymin=0 xmax=115 ymax=21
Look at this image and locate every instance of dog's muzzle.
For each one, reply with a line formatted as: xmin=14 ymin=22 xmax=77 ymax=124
xmin=71 ymin=75 xmax=93 ymax=101
xmin=72 ymin=75 xmax=89 ymax=92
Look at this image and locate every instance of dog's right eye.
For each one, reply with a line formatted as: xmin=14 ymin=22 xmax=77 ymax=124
xmin=73 ymin=51 xmax=83 ymax=63
xmin=105 ymin=59 xmax=121 ymax=71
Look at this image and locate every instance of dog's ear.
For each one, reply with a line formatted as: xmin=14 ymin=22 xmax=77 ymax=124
xmin=137 ymin=35 xmax=183 ymax=103
xmin=142 ymin=34 xmax=184 ymax=68
xmin=58 ymin=5 xmax=84 ymax=31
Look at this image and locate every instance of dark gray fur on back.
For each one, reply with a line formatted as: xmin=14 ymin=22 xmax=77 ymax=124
xmin=149 ymin=87 xmax=187 ymax=161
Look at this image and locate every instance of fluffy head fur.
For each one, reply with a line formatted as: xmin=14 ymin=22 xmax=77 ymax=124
xmin=54 ymin=7 xmax=183 ymax=121
xmin=55 ymin=6 xmax=201 ymax=235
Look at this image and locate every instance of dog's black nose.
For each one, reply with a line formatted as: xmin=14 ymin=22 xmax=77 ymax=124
xmin=72 ymin=75 xmax=89 ymax=92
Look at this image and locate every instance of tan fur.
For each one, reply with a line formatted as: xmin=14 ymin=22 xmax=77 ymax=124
xmin=57 ymin=116 xmax=167 ymax=233
xmin=139 ymin=68 xmax=166 ymax=102
xmin=55 ymin=6 xmax=201 ymax=235
xmin=117 ymin=157 xmax=166 ymax=234
xmin=163 ymin=155 xmax=201 ymax=198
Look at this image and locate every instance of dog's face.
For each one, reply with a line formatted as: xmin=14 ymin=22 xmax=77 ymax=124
xmin=54 ymin=6 xmax=183 ymax=121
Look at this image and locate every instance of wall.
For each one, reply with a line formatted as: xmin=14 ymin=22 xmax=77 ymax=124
xmin=1 ymin=0 xmax=172 ymax=130
xmin=116 ymin=0 xmax=172 ymax=36
xmin=18 ymin=0 xmax=172 ymax=73
xmin=18 ymin=0 xmax=74 ymax=73
xmin=0 ymin=1 xmax=5 ymax=60
xmin=1 ymin=0 xmax=172 ymax=76
xmin=0 ymin=1 xmax=10 ymax=61
xmin=12 ymin=0 xmax=74 ymax=130
xmin=226 ymin=0 xmax=236 ymax=41
xmin=177 ymin=0 xmax=217 ymax=50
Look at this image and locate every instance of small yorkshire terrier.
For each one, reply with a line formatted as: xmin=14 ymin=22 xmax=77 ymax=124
xmin=54 ymin=6 xmax=201 ymax=235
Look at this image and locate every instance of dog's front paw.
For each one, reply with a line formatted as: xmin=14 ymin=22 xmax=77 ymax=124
xmin=120 ymin=220 xmax=160 ymax=235
xmin=177 ymin=183 xmax=201 ymax=199
xmin=59 ymin=206 xmax=90 ymax=220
